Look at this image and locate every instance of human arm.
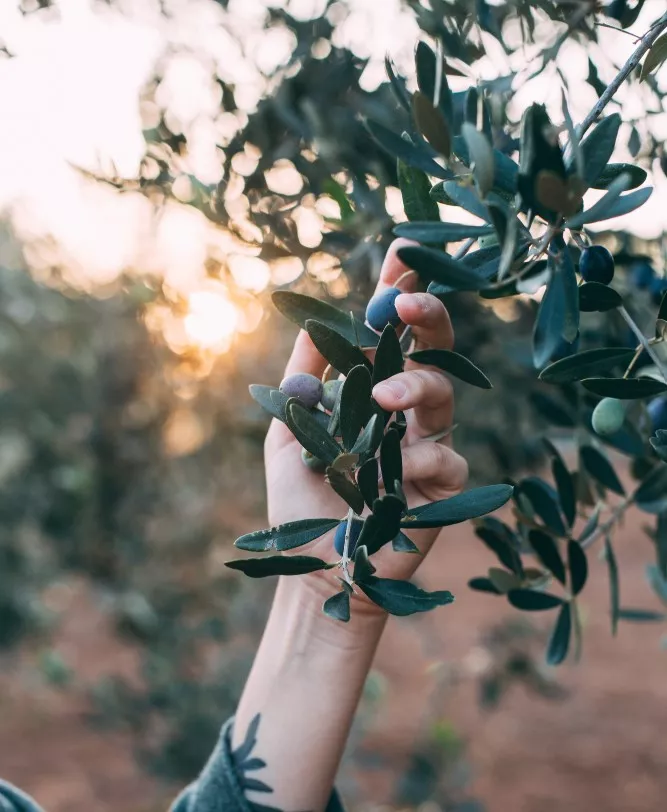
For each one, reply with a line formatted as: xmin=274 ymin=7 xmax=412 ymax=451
xmin=226 ymin=239 xmax=468 ymax=812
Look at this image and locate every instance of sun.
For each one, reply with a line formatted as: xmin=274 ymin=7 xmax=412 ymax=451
xmin=183 ymin=285 xmax=240 ymax=353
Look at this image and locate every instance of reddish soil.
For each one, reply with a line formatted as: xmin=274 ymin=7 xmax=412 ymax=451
xmin=2 ymin=464 xmax=666 ymax=812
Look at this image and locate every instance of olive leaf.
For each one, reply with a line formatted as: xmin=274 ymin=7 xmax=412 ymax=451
xmin=357 ymin=457 xmax=379 ymax=510
xmin=604 ymin=535 xmax=620 ymax=636
xmin=372 ymin=324 xmax=404 ymax=388
xmin=415 ymin=41 xmax=453 ymax=122
xmin=578 ymin=282 xmax=623 ymax=312
xmin=397 ymin=160 xmax=440 ymax=223
xmin=339 ymin=365 xmax=373 ymax=450
xmin=462 ymin=122 xmax=495 ymax=197
xmin=272 ymin=291 xmax=379 ymax=348
xmin=235 ymin=518 xmax=340 ymax=552
xmin=581 ymin=377 xmax=667 ymax=399
xmin=392 ymin=531 xmax=420 ymax=554
xmin=533 ymin=241 xmax=579 ymax=369
xmin=385 ymin=55 xmax=411 ymax=112
xmin=546 ymin=603 xmax=572 ymax=666
xmin=412 ymin=90 xmax=452 ymax=157
xmin=539 ymin=347 xmax=635 ymax=384
xmin=640 ymin=33 xmax=667 ymax=81
xmin=286 ymin=400 xmax=342 ymax=465
xmin=226 ymin=556 xmax=333 ymax=578
xmin=508 ymin=589 xmax=564 ymax=611
xmin=365 ymin=119 xmax=454 ymax=181
xmin=401 ymin=484 xmax=514 ymax=529
xmin=393 ymin=221 xmax=493 ymax=243
xmin=364 ymin=493 xmax=406 ymax=555
xmin=568 ymin=540 xmax=588 ymax=595
xmin=580 ymin=445 xmax=625 ymax=496
xmin=397 ymin=245 xmax=490 ymax=291
xmin=323 ymin=590 xmax=351 ymax=623
xmin=409 ymin=348 xmax=492 ymax=389
xmin=351 ymin=413 xmax=384 ymax=460
xmin=475 ymin=523 xmax=523 ymax=575
xmin=380 ymin=428 xmax=402 ymax=494
xmin=357 ymin=576 xmax=454 ymax=616
xmin=306 ymin=320 xmax=372 ymax=375
xmin=634 ymin=466 xmax=667 ymax=514
xmin=528 ymin=529 xmax=566 ymax=584
xmin=468 ymin=577 xmax=502 ymax=595
xmin=576 ymin=113 xmax=621 ymax=188
xmin=517 ymin=476 xmax=566 ymax=536
xmin=566 ymin=174 xmax=652 ymax=230
xmin=440 ymin=181 xmax=491 ymax=221
xmin=593 ymin=163 xmax=647 ymax=190
xmin=326 ymin=467 xmax=366 ymax=514
xmin=543 ymin=439 xmax=576 ymax=528
xmin=353 ymin=545 xmax=376 ymax=582
xmin=249 ymin=384 xmax=287 ymax=421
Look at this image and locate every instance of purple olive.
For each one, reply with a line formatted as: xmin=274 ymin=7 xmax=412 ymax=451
xmin=279 ymin=372 xmax=323 ymax=408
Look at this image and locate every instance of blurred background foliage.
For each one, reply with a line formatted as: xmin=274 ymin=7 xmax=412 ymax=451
xmin=2 ymin=1 xmax=667 ymax=810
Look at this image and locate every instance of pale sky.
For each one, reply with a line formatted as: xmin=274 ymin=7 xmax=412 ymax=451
xmin=0 ymin=0 xmax=666 ymax=296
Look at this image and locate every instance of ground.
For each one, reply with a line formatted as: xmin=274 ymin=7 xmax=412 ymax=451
xmin=2 ymin=464 xmax=667 ymax=812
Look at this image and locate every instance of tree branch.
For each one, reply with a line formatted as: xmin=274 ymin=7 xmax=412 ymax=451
xmin=577 ymin=11 xmax=667 ymax=140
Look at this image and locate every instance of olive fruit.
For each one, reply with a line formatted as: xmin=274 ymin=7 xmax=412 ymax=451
xmin=365 ymin=287 xmax=402 ymax=331
xmin=334 ymin=519 xmax=363 ymax=557
xmin=648 ymin=396 xmax=667 ymax=433
xmin=631 ymin=261 xmax=655 ymax=290
xmin=579 ymin=246 xmax=614 ymax=285
xmin=321 ymin=379 xmax=343 ymax=412
xmin=592 ymin=397 xmax=626 ymax=436
xmin=279 ymin=372 xmax=323 ymax=408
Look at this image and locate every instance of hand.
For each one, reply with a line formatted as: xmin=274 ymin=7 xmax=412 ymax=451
xmin=264 ymin=238 xmax=468 ymax=599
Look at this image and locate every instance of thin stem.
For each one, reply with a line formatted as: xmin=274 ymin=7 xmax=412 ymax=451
xmin=433 ymin=38 xmax=443 ymax=109
xmin=619 ymin=305 xmax=667 ymax=383
xmin=576 ymin=11 xmax=667 ymax=140
xmin=581 ymin=494 xmax=633 ymax=551
xmin=453 ymin=237 xmax=476 ymax=260
xmin=341 ymin=506 xmax=354 ymax=584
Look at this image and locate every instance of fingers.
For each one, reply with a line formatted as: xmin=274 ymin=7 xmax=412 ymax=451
xmin=401 ymin=441 xmax=468 ymax=494
xmin=373 ymin=368 xmax=453 ymax=437
xmin=282 ymin=330 xmax=328 ymax=379
xmin=373 ymin=237 xmax=421 ymax=296
xmin=395 ymin=291 xmax=454 ymax=352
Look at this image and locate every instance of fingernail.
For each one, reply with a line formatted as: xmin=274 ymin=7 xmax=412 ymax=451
xmin=374 ymin=380 xmax=407 ymax=401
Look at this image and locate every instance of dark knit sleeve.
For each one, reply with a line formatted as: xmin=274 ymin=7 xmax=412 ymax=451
xmin=168 ymin=717 xmax=345 ymax=812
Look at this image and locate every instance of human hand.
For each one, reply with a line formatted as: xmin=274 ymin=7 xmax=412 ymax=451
xmin=264 ymin=238 xmax=468 ymax=599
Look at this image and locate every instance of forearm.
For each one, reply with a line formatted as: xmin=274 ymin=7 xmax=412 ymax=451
xmin=232 ymin=576 xmax=387 ymax=812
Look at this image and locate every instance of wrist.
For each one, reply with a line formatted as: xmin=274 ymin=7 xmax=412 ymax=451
xmin=274 ymin=574 xmax=388 ymax=654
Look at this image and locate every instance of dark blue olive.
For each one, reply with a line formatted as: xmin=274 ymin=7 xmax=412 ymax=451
xmin=579 ymin=246 xmax=614 ymax=285
xmin=648 ymin=396 xmax=667 ymax=433
xmin=631 ymin=261 xmax=655 ymax=290
xmin=650 ymin=276 xmax=667 ymax=306
xmin=334 ymin=519 xmax=363 ymax=557
xmin=605 ymin=0 xmax=627 ymax=21
xmin=365 ymin=287 xmax=402 ymax=331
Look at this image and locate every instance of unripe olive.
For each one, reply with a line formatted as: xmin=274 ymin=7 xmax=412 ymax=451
xmin=321 ymin=379 xmax=343 ymax=412
xmin=279 ymin=372 xmax=323 ymax=408
xmin=592 ymin=397 xmax=626 ymax=436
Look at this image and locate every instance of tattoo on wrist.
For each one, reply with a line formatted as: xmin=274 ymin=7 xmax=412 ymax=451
xmin=232 ymin=713 xmax=313 ymax=812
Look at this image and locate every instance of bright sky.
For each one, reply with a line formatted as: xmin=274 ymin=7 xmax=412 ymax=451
xmin=0 ymin=0 xmax=666 ymax=300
